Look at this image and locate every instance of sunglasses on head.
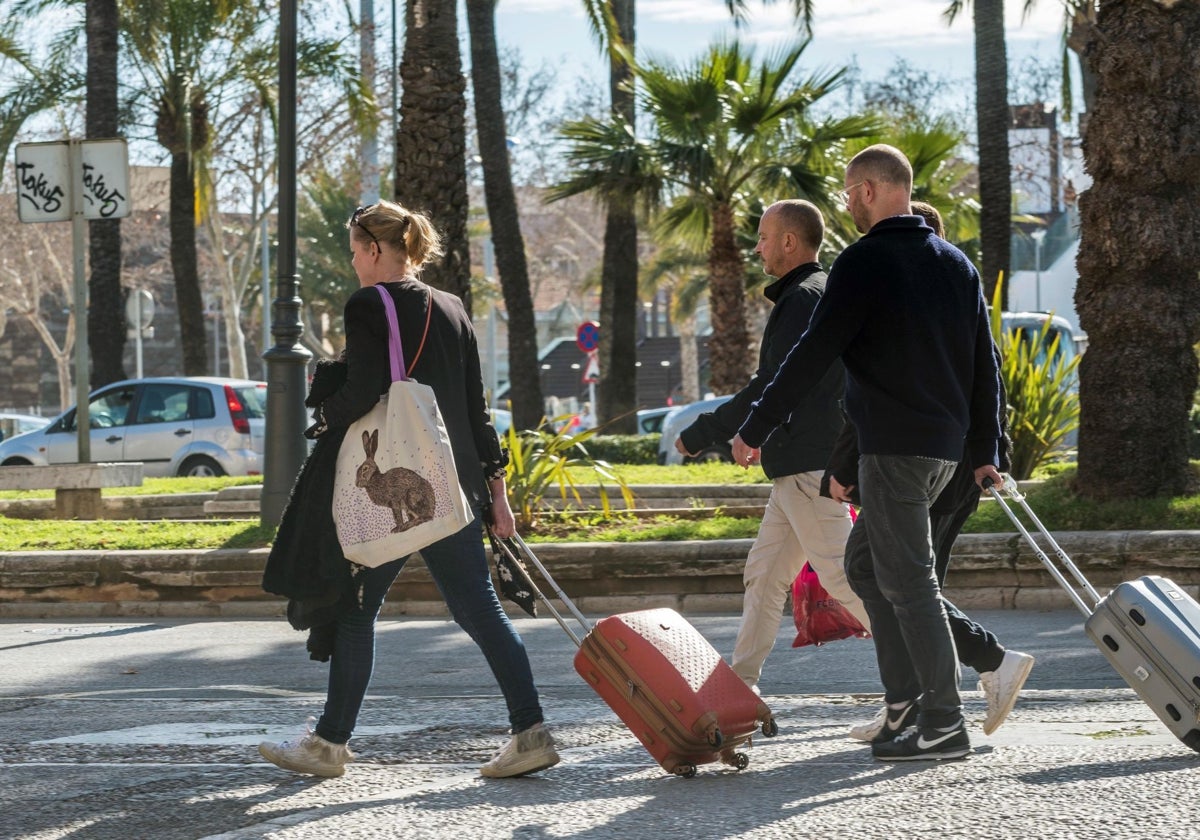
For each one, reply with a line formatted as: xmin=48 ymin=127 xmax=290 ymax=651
xmin=351 ymin=205 xmax=379 ymax=247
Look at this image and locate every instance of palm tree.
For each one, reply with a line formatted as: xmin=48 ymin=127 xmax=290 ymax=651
xmin=1074 ymin=0 xmax=1200 ymax=499
xmin=396 ymin=0 xmax=472 ymax=309
xmin=86 ymin=0 xmax=126 ymax=387
xmin=464 ymin=0 xmax=542 ymax=430
xmin=946 ymin=0 xmax=1012 ymax=304
xmin=553 ymin=40 xmax=876 ymax=394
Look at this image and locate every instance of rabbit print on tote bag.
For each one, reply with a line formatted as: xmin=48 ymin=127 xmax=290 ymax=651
xmin=332 ymin=286 xmax=474 ymax=567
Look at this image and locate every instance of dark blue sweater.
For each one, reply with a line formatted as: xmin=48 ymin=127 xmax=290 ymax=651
xmin=737 ymin=216 xmax=1001 ymax=470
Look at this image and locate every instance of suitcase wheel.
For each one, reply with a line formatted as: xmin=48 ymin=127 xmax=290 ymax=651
xmin=732 ymin=752 xmax=750 ymax=771
xmin=673 ymin=764 xmax=698 ymax=779
xmin=762 ymin=717 xmax=779 ymax=738
xmin=706 ymin=727 xmax=724 ymax=749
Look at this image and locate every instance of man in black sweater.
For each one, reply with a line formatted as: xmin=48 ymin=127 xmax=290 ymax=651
xmin=733 ymin=145 xmax=1003 ymax=761
xmin=674 ymin=199 xmax=865 ymax=692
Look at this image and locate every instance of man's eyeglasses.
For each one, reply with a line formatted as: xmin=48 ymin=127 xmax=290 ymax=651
xmin=351 ymin=204 xmax=379 ymax=247
xmin=839 ymin=181 xmax=866 ymax=205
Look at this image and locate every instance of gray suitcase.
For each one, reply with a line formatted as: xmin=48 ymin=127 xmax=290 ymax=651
xmin=986 ymin=477 xmax=1200 ymax=752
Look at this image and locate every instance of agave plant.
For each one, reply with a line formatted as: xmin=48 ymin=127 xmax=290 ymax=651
xmin=503 ymin=418 xmax=635 ymax=531
xmin=989 ymin=278 xmax=1081 ymax=479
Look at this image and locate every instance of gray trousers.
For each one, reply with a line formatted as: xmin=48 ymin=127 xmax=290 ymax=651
xmin=845 ymin=454 xmax=961 ymax=729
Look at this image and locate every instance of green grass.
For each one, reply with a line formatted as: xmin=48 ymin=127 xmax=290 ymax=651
xmin=0 ymin=516 xmax=276 ymax=551
xmin=568 ymin=461 xmax=770 ymax=485
xmin=0 ymin=475 xmax=262 ymax=500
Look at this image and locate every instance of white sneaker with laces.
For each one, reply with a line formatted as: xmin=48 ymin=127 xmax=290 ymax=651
xmin=480 ymin=722 xmax=561 ymax=778
xmin=979 ymin=650 xmax=1035 ymax=735
xmin=258 ymin=718 xmax=354 ymax=778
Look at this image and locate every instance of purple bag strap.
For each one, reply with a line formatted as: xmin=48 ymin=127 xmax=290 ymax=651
xmin=374 ymin=285 xmax=408 ymax=382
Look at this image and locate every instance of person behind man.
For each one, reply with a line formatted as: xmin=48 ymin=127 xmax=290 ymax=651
xmin=826 ymin=200 xmax=1034 ymax=742
xmin=674 ymin=199 xmax=866 ymax=692
xmin=733 ymin=145 xmax=1004 ymax=761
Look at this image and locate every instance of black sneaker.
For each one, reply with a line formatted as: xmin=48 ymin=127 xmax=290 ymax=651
xmin=872 ymin=720 xmax=970 ymax=761
xmin=869 ymin=700 xmax=919 ymax=744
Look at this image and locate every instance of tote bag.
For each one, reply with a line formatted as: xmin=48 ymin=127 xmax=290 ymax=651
xmin=332 ymin=285 xmax=474 ymax=567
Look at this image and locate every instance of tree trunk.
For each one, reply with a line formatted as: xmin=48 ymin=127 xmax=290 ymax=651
xmin=974 ymin=0 xmax=1012 ymax=304
xmin=465 ymin=0 xmax=543 ymax=430
xmin=706 ymin=202 xmax=750 ymax=395
xmin=1065 ymin=2 xmax=1099 ymax=118
xmin=597 ymin=0 xmax=638 ymax=432
xmin=86 ymin=0 xmax=126 ymax=387
xmin=1074 ymin=0 xmax=1200 ymax=500
xmin=677 ymin=315 xmax=699 ymax=403
xmin=169 ymin=151 xmax=208 ymax=375
xmin=396 ymin=0 xmax=472 ymax=312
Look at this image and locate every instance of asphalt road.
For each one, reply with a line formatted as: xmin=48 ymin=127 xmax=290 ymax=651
xmin=2 ymin=610 xmax=1197 ymax=840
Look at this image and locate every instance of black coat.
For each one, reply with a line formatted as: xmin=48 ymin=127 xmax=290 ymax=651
xmin=262 ymin=360 xmax=355 ymax=644
xmin=678 ymin=263 xmax=845 ymax=478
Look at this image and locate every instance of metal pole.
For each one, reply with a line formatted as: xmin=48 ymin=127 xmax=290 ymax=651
xmin=134 ymin=297 xmax=143 ymax=379
xmin=69 ymin=138 xmax=90 ymax=461
xmin=261 ymin=0 xmax=313 ymax=527
xmin=1035 ymin=238 xmax=1043 ymax=311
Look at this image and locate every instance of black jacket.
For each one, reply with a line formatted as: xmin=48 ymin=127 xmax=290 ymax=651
xmin=739 ymin=216 xmax=1002 ymax=470
xmin=679 ymin=263 xmax=845 ymax=478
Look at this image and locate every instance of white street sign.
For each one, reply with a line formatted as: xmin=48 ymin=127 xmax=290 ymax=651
xmin=15 ymin=138 xmax=131 ymax=223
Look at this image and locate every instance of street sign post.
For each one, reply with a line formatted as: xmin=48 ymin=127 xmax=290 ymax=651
xmin=15 ymin=138 xmax=131 ymax=462
xmin=576 ymin=321 xmax=600 ymax=415
xmin=125 ymin=289 xmax=155 ymax=379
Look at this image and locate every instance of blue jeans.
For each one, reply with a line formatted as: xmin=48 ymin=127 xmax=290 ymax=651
xmin=315 ymin=515 xmax=544 ymax=744
xmin=845 ymin=454 xmax=961 ymax=728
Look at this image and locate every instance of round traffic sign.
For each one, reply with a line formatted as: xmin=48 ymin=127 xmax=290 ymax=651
xmin=576 ymin=320 xmax=600 ymax=353
xmin=125 ymin=288 xmax=155 ymax=328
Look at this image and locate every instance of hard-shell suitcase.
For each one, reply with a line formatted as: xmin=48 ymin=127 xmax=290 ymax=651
xmin=986 ymin=476 xmax=1200 ymax=751
xmin=490 ymin=533 xmax=779 ymax=776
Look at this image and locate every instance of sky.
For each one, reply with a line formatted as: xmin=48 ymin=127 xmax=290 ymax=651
xmin=489 ymin=0 xmax=1071 ymax=95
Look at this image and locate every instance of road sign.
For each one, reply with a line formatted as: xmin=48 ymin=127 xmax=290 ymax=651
xmin=576 ymin=320 xmax=600 ymax=353
xmin=125 ymin=289 xmax=155 ymax=329
xmin=15 ymin=139 xmax=131 ymax=223
xmin=582 ymin=351 xmax=599 ymax=384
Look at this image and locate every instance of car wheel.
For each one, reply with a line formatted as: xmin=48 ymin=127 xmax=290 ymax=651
xmin=178 ymin=456 xmax=225 ymax=478
xmin=1 ymin=458 xmax=34 ymax=466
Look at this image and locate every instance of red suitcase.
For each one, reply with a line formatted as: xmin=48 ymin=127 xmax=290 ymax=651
xmin=491 ymin=534 xmax=779 ymax=777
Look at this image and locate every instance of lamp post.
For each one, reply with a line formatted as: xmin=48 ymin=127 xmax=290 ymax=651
xmin=261 ymin=0 xmax=313 ymax=527
xmin=1031 ymin=228 xmax=1047 ymax=312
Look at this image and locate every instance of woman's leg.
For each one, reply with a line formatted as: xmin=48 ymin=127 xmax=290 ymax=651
xmin=421 ymin=517 xmax=544 ymax=733
xmin=314 ymin=558 xmax=408 ymax=745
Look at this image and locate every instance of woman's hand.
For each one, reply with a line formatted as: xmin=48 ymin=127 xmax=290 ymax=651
xmin=488 ymin=476 xmax=516 ymax=539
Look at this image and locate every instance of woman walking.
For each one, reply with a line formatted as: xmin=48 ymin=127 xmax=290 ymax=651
xmin=259 ymin=200 xmax=558 ymax=780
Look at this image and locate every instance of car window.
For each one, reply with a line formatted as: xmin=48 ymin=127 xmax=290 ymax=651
xmin=190 ymin=387 xmax=216 ymax=420
xmin=64 ymin=386 xmax=136 ymax=430
xmin=232 ymin=385 xmax=267 ymax=419
xmin=135 ymin=383 xmax=197 ymax=424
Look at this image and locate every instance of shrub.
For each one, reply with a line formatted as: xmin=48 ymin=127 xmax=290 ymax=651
xmin=503 ymin=418 xmax=635 ymax=530
xmin=580 ymin=433 xmax=661 ymax=464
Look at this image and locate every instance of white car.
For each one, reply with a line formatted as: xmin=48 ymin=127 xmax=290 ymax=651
xmin=0 ymin=412 xmax=47 ymax=443
xmin=656 ymin=395 xmax=735 ymax=465
xmin=0 ymin=377 xmax=267 ymax=477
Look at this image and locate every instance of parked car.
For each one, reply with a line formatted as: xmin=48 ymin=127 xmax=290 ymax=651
xmin=0 ymin=377 xmax=268 ymax=477
xmin=0 ymin=412 xmax=47 ymax=443
xmin=635 ymin=406 xmax=673 ymax=435
xmin=657 ymin=395 xmax=735 ymax=465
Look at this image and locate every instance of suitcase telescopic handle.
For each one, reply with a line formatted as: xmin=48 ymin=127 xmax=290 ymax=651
xmin=982 ymin=475 xmax=1103 ymax=617
xmin=496 ymin=532 xmax=593 ymax=646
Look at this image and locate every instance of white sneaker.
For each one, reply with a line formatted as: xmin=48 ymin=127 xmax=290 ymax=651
xmin=480 ymin=723 xmax=561 ymax=778
xmin=258 ymin=719 xmax=354 ymax=778
xmin=849 ymin=705 xmax=888 ymax=742
xmin=979 ymin=650 xmax=1036 ymax=735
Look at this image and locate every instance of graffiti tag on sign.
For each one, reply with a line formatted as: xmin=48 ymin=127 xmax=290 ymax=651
xmin=14 ymin=139 xmax=131 ymax=223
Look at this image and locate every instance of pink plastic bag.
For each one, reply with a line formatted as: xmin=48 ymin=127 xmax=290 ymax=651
xmin=791 ymin=561 xmax=870 ymax=648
